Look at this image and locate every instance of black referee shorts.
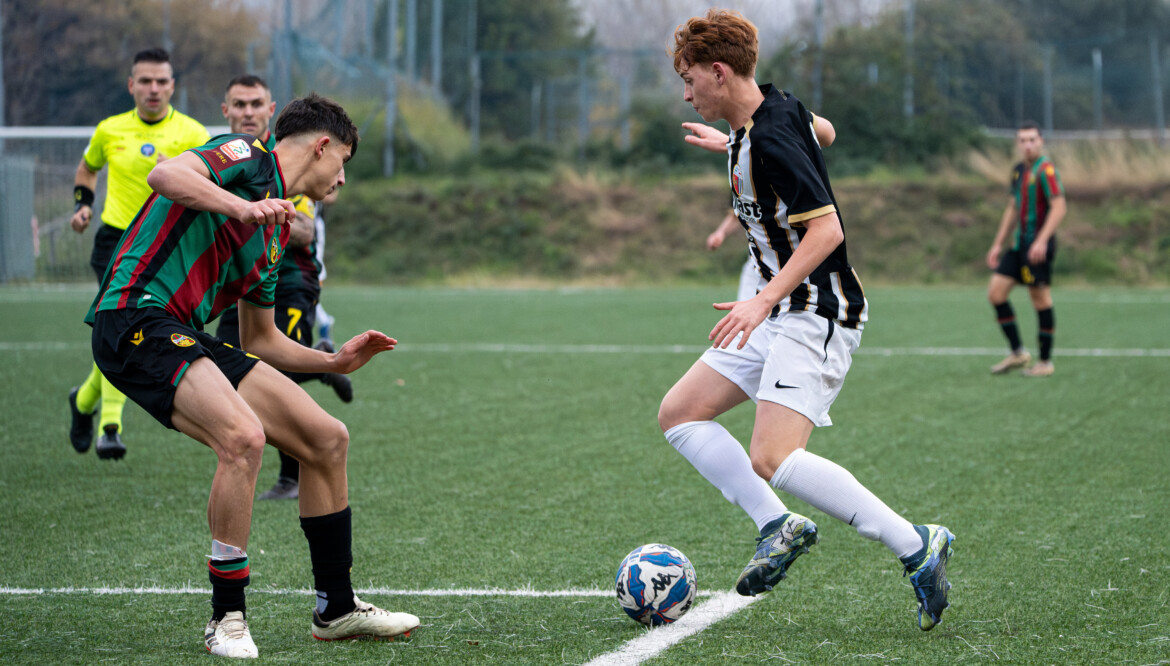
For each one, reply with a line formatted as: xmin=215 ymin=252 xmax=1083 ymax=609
xmin=89 ymin=223 xmax=125 ymax=283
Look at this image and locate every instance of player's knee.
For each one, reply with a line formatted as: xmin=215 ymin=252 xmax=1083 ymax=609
xmin=217 ymin=426 xmax=266 ymax=473
xmin=658 ymin=394 xmax=697 ymax=433
xmin=303 ymin=418 xmax=349 ymax=469
xmin=657 ymin=401 xmax=684 ymax=434
xmin=749 ymin=450 xmax=779 ymax=482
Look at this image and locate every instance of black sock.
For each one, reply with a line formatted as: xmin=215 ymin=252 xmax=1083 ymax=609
xmin=1037 ymin=307 xmax=1054 ymax=361
xmin=994 ymin=302 xmax=1022 ymax=351
xmin=300 ymin=506 xmax=355 ymax=621
xmin=278 ymin=451 xmax=300 ymax=482
xmin=208 ymin=556 xmax=249 ymax=621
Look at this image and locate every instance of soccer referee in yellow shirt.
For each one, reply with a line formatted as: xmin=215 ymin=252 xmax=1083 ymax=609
xmin=67 ymin=47 xmax=210 ymax=459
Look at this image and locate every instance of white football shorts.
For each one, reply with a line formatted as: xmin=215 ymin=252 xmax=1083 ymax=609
xmin=699 ymin=310 xmax=861 ymax=427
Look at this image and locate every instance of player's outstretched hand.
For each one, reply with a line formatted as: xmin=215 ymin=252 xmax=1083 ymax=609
xmin=239 ymin=198 xmax=297 ymax=226
xmin=682 ymin=122 xmax=730 ymax=153
xmin=332 ymin=330 xmax=397 ymax=374
xmin=706 ymin=229 xmax=725 ymax=250
xmin=709 ymin=297 xmax=771 ymax=350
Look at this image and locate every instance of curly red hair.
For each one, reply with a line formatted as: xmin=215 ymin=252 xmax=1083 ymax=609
xmin=670 ymin=9 xmax=758 ymax=76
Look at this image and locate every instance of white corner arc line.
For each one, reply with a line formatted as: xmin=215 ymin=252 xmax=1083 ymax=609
xmin=584 ymin=591 xmax=759 ymax=666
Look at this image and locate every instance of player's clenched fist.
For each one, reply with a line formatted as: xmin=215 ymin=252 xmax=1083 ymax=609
xmin=239 ymin=198 xmax=296 ymax=225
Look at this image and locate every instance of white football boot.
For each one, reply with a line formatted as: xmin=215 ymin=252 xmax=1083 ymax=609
xmin=311 ymin=595 xmax=419 ymax=641
xmin=204 ymin=611 xmax=258 ymax=658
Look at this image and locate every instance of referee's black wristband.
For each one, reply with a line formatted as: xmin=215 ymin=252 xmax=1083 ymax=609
xmin=73 ymin=185 xmax=95 ymax=211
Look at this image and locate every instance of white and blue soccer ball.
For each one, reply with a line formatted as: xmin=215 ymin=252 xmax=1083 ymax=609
xmin=615 ymin=544 xmax=697 ymax=626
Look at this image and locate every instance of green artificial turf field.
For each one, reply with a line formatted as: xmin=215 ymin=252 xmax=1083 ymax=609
xmin=1 ymin=284 xmax=1166 ymax=664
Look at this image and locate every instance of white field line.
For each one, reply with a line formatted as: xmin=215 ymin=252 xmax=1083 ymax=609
xmin=0 ymin=584 xmax=713 ymax=599
xmin=583 ymin=591 xmax=759 ymax=666
xmin=3 ymin=340 xmax=1169 ymax=357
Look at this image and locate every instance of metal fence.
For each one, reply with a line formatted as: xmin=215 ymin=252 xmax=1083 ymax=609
xmin=3 ymin=0 xmax=1170 ymax=282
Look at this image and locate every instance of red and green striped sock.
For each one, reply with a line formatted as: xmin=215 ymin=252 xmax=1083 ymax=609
xmin=208 ymin=556 xmax=249 ymax=621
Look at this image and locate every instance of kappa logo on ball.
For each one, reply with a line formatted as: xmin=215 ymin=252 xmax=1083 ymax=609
xmin=170 ymin=333 xmax=196 ymax=348
xmin=221 ymin=138 xmax=252 ymax=162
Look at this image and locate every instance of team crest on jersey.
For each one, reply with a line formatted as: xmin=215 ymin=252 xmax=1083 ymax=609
xmin=732 ymin=164 xmax=745 ymax=197
xmin=141 ymin=143 xmax=156 ymax=157
xmin=268 ymin=236 xmax=281 ymax=265
xmin=221 ymin=138 xmax=252 ymax=161
xmin=170 ymin=333 xmax=196 ymax=348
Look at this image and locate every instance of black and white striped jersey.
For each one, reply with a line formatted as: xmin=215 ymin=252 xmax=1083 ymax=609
xmin=727 ymin=84 xmax=868 ymax=329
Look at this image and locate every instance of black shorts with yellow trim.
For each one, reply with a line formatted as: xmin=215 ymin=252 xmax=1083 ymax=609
xmin=994 ymin=238 xmax=1056 ymax=286
xmin=91 ymin=308 xmax=260 ymax=430
xmin=273 ymin=289 xmax=319 ymax=347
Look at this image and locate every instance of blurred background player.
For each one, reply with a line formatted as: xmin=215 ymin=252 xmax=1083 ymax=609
xmin=213 ymin=75 xmax=353 ymax=501
xmin=985 ymin=121 xmax=1067 ymax=377
xmin=221 ymin=74 xmax=276 ymax=148
xmin=67 ymin=47 xmax=210 ymax=460
xmin=706 ymin=114 xmax=835 ymax=303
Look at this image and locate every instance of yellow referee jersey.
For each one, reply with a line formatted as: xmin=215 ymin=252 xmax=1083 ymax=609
xmin=82 ymin=107 xmax=210 ymax=230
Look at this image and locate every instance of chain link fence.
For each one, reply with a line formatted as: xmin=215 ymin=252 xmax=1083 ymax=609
xmin=3 ymin=0 xmax=1169 ymax=282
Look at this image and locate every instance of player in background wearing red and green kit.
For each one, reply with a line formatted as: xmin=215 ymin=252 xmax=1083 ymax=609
xmin=68 ymin=47 xmax=210 ymax=459
xmin=986 ymin=121 xmax=1067 ymax=377
xmin=214 ymin=74 xmax=352 ymax=501
xmin=86 ymin=94 xmax=418 ymax=658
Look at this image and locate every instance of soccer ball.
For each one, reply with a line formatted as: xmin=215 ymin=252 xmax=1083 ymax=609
xmin=614 ymin=543 xmax=697 ymax=626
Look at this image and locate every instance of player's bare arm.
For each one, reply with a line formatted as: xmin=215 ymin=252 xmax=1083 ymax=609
xmin=69 ymin=159 xmax=100 ymax=233
xmin=685 ymin=113 xmax=836 ymax=155
xmin=287 ymin=211 xmax=315 ymax=247
xmin=707 ymin=209 xmax=740 ymax=250
xmin=709 ymin=212 xmax=844 ymax=349
xmin=237 ymin=301 xmax=395 ymax=374
xmin=812 ymin=114 xmax=836 ymax=147
xmin=1028 ymin=196 xmax=1066 ymax=264
xmin=987 ymin=199 xmax=1017 ymax=269
xmin=147 ymin=151 xmax=296 ymax=225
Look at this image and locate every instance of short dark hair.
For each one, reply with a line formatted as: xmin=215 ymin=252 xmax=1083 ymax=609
xmin=1018 ymin=120 xmax=1042 ymax=136
xmin=274 ymin=93 xmax=359 ymax=157
xmin=225 ymin=74 xmax=269 ymax=93
xmin=133 ymin=47 xmax=171 ymax=66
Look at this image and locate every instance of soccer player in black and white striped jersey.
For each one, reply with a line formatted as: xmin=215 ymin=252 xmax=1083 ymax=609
xmin=661 ymin=9 xmax=954 ymax=631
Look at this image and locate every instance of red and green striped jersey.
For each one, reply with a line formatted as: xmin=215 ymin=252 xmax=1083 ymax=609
xmin=85 ymin=134 xmax=291 ymax=330
xmin=1010 ymin=156 xmax=1064 ymax=250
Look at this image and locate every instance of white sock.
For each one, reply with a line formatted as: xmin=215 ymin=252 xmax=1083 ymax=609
xmin=770 ymin=448 xmax=922 ymax=558
xmin=665 ymin=421 xmax=787 ymax=532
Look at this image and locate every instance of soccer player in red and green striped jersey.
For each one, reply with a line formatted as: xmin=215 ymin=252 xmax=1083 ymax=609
xmin=85 ymin=94 xmax=418 ymax=658
xmin=986 ymin=121 xmax=1068 ymax=377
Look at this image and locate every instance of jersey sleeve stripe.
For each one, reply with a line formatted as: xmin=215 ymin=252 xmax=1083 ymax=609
xmin=787 ymin=204 xmax=837 ymax=224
